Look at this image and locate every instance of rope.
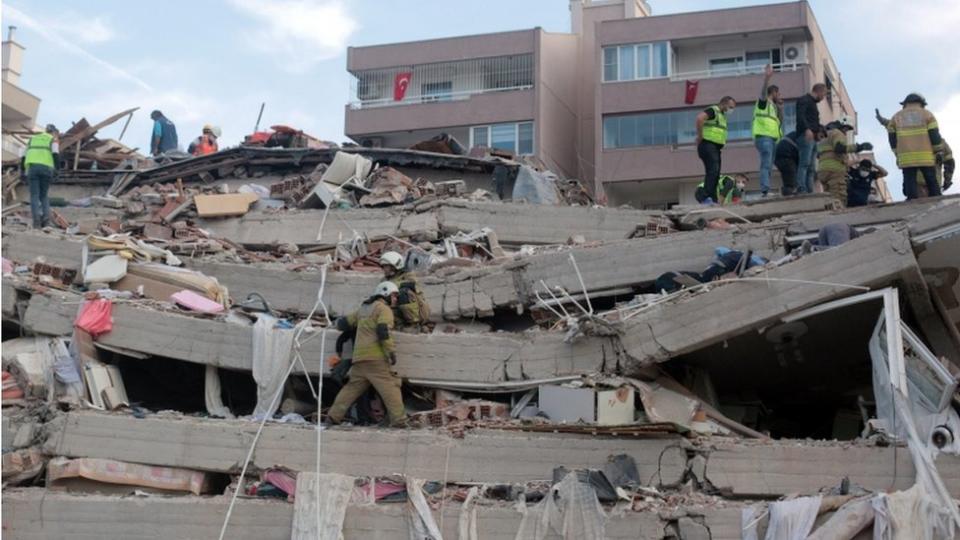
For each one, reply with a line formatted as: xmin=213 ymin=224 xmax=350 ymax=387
xmin=218 ymin=264 xmax=329 ymax=540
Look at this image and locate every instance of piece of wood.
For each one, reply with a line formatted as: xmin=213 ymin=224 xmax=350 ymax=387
xmin=59 ymin=108 xmax=139 ymax=150
xmin=194 ymin=193 xmax=259 ymax=217
xmin=807 ymin=498 xmax=874 ymax=540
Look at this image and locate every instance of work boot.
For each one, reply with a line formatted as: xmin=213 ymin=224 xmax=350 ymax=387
xmin=700 ymin=197 xmax=716 ymax=206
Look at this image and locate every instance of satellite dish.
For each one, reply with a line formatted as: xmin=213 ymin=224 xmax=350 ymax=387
xmin=785 ymin=47 xmax=799 ymax=61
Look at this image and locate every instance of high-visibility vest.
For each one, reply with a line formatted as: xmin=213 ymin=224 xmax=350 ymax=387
xmin=24 ymin=132 xmax=55 ymax=172
xmin=702 ymin=105 xmax=728 ymax=146
xmin=697 ymin=175 xmax=736 ymax=204
xmin=888 ymin=104 xmax=938 ymax=168
xmin=817 ymin=128 xmax=855 ymax=172
xmin=192 ymin=135 xmax=218 ymax=156
xmin=345 ymin=298 xmax=395 ymax=363
xmin=752 ymin=100 xmax=781 ymax=140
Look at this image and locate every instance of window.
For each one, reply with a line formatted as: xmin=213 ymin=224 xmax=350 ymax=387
xmin=471 ymin=122 xmax=535 ymax=155
xmin=421 ymin=82 xmax=453 ymax=102
xmin=603 ymin=102 xmax=797 ymax=149
xmin=602 ymin=42 xmax=670 ymax=82
xmin=709 ymin=57 xmax=742 ymax=76
xmin=745 ymin=50 xmax=772 ymax=73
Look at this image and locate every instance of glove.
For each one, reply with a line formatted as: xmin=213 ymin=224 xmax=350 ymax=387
xmin=856 ymin=142 xmax=873 ymax=152
xmin=389 ymin=353 xmax=397 ymax=366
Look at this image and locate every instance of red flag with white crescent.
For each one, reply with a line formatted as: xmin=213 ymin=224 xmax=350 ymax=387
xmin=394 ymin=72 xmax=412 ymax=101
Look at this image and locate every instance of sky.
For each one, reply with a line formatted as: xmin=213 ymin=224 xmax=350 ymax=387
xmin=3 ymin=0 xmax=959 ymax=198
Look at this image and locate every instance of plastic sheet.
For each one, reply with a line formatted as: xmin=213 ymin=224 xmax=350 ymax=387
xmin=763 ymin=495 xmax=821 ymax=540
xmin=514 ymin=472 xmax=606 ymax=540
xmin=291 ymin=472 xmax=354 ymax=540
xmin=74 ymin=298 xmax=113 ymax=338
xmin=251 ymin=314 xmax=295 ymax=420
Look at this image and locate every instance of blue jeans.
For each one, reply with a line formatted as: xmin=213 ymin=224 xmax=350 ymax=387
xmin=795 ymin=136 xmax=817 ymax=194
xmin=28 ymin=165 xmax=53 ymax=228
xmin=754 ymin=136 xmax=775 ymax=194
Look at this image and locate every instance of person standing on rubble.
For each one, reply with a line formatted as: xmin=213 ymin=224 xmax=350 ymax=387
xmin=327 ymin=281 xmax=406 ymax=427
xmin=149 ymin=110 xmax=179 ymax=156
xmin=187 ymin=125 xmax=220 ymax=157
xmin=885 ymin=93 xmax=944 ymax=199
xmin=795 ymin=83 xmax=829 ymax=194
xmin=775 ymin=127 xmax=826 ymax=196
xmin=379 ymin=251 xmax=430 ymax=332
xmin=846 ymin=159 xmax=888 ymax=207
xmin=817 ymin=117 xmax=872 ymax=207
xmin=752 ymin=64 xmax=782 ymax=197
xmin=875 ymin=106 xmax=952 ymax=196
xmin=21 ymin=124 xmax=60 ymax=229
xmin=695 ymin=96 xmax=737 ymax=205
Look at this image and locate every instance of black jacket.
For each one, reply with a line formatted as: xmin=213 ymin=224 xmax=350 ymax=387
xmin=795 ymin=94 xmax=820 ymax=134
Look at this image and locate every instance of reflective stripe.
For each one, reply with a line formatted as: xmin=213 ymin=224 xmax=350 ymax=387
xmin=897 ymin=127 xmax=930 ymax=137
xmin=702 ymin=105 xmax=728 ymax=145
xmin=349 ymin=299 xmax=395 ymax=362
xmin=891 ymin=106 xmax=937 ymax=168
xmin=23 ymin=133 xmax=55 ymax=171
xmin=696 ymin=175 xmax=735 ymax=204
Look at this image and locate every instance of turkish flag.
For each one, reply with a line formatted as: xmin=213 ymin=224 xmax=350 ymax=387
xmin=684 ymin=80 xmax=699 ymax=104
xmin=394 ymin=72 xmax=412 ymax=101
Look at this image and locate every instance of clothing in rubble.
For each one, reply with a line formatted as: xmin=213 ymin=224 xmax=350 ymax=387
xmin=327 ymin=296 xmax=405 ymax=426
xmin=654 ymin=247 xmax=767 ymax=293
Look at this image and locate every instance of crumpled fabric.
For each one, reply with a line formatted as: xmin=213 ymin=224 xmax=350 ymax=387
xmin=407 ymin=477 xmax=444 ymax=540
xmin=74 ymin=298 xmax=113 ymax=338
xmin=291 ymin=472 xmax=354 ymax=540
xmin=514 ymin=472 xmax=606 ymax=540
xmin=251 ymin=314 xmax=295 ymax=420
xmin=458 ymin=486 xmax=480 ymax=540
xmin=763 ymin=494 xmax=822 ymax=540
xmin=204 ymin=365 xmax=233 ymax=418
xmin=873 ymin=484 xmax=953 ymax=540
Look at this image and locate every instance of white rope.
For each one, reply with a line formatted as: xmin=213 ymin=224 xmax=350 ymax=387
xmin=312 ymin=265 xmax=330 ymax=536
xmin=218 ymin=264 xmax=329 ymax=540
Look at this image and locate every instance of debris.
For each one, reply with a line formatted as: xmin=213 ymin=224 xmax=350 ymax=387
xmin=82 ymin=254 xmax=128 ymax=284
xmin=538 ymin=383 xmax=634 ymax=425
xmin=194 ymin=192 xmax=259 ymax=217
xmin=47 ymin=457 xmax=210 ymax=495
xmin=171 ymin=290 xmax=225 ymax=314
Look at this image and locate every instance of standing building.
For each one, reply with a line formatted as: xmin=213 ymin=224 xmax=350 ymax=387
xmin=344 ymin=0 xmax=855 ymax=207
xmin=2 ymin=26 xmax=42 ymax=162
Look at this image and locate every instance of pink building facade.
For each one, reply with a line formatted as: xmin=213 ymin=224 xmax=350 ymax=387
xmin=345 ymin=1 xmax=855 ymax=207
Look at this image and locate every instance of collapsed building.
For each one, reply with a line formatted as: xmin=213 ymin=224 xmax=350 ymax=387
xmin=2 ymin=134 xmax=960 ymax=539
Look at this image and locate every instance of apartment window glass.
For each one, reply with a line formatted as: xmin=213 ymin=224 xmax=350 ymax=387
xmin=603 ymin=47 xmax=618 ymax=82
xmin=602 ymin=42 xmax=669 ymax=82
xmin=603 ymin=102 xmax=797 ymax=149
xmin=745 ymin=50 xmax=772 ymax=73
xmin=618 ymin=46 xmax=635 ymax=81
xmin=518 ymin=122 xmax=534 ymax=155
xmin=471 ymin=122 xmax=534 ymax=155
xmin=653 ymin=42 xmax=668 ymax=78
xmin=421 ymin=82 xmax=453 ymax=102
xmin=709 ymin=57 xmax=742 ymax=75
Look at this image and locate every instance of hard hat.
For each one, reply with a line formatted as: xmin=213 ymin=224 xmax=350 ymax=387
xmin=378 ymin=251 xmax=404 ymax=271
xmin=374 ymin=281 xmax=399 ymax=298
xmin=202 ymin=124 xmax=214 ymax=133
xmin=836 ymin=115 xmax=854 ymax=129
xmin=900 ymin=93 xmax=927 ymax=106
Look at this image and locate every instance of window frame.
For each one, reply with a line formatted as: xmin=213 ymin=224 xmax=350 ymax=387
xmin=469 ymin=121 xmax=535 ymax=155
xmin=421 ymin=81 xmax=453 ymax=103
xmin=602 ymin=42 xmax=671 ymax=82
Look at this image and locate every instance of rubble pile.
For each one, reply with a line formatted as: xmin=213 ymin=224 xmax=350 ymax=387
xmin=2 ymin=137 xmax=960 ymax=539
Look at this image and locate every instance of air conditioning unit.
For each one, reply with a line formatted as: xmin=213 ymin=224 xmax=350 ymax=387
xmin=782 ymin=42 xmax=807 ymax=65
xmin=360 ymin=137 xmax=383 ymax=148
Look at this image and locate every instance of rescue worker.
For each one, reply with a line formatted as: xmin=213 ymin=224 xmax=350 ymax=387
xmin=187 ymin=125 xmax=220 ymax=156
xmin=379 ymin=251 xmax=429 ymax=331
xmin=816 ymin=117 xmax=872 ymax=207
xmin=918 ymin=140 xmax=954 ymax=197
xmin=886 ymin=93 xmax=943 ymax=199
xmin=846 ymin=159 xmax=888 ymax=208
xmin=149 ymin=110 xmax=179 ymax=156
xmin=752 ymin=64 xmax=782 ymax=197
xmin=20 ymin=124 xmax=60 ymax=229
xmin=695 ymin=96 xmax=737 ymax=204
xmin=795 ymin=83 xmax=828 ymax=194
xmin=327 ymin=281 xmax=405 ymax=427
xmin=775 ymin=127 xmax=827 ymax=196
xmin=694 ymin=173 xmax=747 ymax=205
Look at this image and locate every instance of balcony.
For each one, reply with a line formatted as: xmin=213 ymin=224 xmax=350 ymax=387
xmin=348 ymin=54 xmax=534 ymax=110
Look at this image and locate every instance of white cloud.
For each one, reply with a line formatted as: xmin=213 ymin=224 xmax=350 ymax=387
xmin=48 ymin=13 xmax=116 ymax=44
xmin=227 ymin=0 xmax=357 ymax=73
xmin=3 ymin=4 xmax=150 ymax=91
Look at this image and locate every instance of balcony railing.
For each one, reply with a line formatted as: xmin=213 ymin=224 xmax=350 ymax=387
xmin=669 ymin=61 xmax=807 ymax=82
xmin=348 ymin=54 xmax=534 ymax=110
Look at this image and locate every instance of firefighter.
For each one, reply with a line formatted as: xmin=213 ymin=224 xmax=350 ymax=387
xmin=379 ymin=251 xmax=429 ymax=331
xmin=817 ymin=117 xmax=872 ymax=207
xmin=21 ymin=124 xmax=60 ymax=229
xmin=327 ymin=281 xmax=405 ymax=427
xmin=886 ymin=93 xmax=943 ymax=199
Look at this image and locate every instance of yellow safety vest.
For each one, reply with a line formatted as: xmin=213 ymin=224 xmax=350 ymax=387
xmin=697 ymin=175 xmax=736 ymax=204
xmin=702 ymin=105 xmax=728 ymax=146
xmin=752 ymin=100 xmax=781 ymax=140
xmin=24 ymin=132 xmax=55 ymax=172
xmin=888 ymin=104 xmax=938 ymax=168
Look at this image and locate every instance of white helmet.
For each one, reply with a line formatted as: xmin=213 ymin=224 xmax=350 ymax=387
xmin=379 ymin=251 xmax=404 ymax=271
xmin=836 ymin=115 xmax=855 ymax=129
xmin=375 ymin=281 xmax=399 ymax=298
